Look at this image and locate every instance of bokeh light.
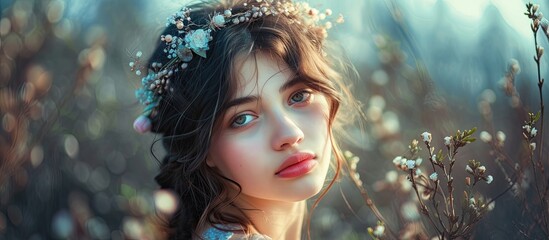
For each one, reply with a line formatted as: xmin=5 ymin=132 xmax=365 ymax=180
xmin=154 ymin=189 xmax=178 ymax=215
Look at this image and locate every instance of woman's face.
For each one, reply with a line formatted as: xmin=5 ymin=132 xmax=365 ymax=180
xmin=207 ymin=52 xmax=333 ymax=204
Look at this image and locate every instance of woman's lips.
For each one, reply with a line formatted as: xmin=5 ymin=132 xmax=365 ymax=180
xmin=275 ymin=152 xmax=317 ymax=178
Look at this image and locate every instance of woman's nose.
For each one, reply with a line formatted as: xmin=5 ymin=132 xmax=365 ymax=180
xmin=270 ymin=114 xmax=304 ymax=151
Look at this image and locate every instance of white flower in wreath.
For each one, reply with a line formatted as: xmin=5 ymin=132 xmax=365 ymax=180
xmin=185 ymin=29 xmax=211 ymax=58
xmin=212 ymin=14 xmax=226 ymax=27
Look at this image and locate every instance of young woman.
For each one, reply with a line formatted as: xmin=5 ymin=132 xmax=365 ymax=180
xmin=131 ymin=0 xmax=357 ymax=239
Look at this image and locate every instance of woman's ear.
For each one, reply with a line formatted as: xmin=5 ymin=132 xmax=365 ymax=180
xmin=206 ymin=157 xmax=216 ymax=168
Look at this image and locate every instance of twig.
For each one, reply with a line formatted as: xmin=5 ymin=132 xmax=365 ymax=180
xmin=347 ymin=167 xmax=398 ymax=239
xmin=527 ymin=3 xmax=549 ymax=232
xmin=409 ymin=170 xmax=443 ymax=236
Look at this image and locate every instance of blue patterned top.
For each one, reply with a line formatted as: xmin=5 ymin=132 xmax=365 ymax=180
xmin=202 ymin=226 xmax=234 ymax=240
xmin=200 ymin=225 xmax=272 ymax=240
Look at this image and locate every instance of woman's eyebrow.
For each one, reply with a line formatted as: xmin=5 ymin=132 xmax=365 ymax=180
xmin=225 ymin=95 xmax=259 ymax=109
xmin=225 ymin=75 xmax=301 ymax=109
xmin=279 ymin=76 xmax=301 ymax=93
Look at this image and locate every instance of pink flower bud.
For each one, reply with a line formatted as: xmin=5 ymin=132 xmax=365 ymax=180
xmin=133 ymin=115 xmax=152 ymax=133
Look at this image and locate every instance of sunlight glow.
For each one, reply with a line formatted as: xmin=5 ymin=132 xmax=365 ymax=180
xmin=444 ymin=0 xmax=530 ymax=38
xmin=445 ymin=0 xmax=490 ymax=20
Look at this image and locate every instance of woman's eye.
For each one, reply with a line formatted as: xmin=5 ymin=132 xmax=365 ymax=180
xmin=230 ymin=114 xmax=255 ymax=128
xmin=289 ymin=90 xmax=312 ymax=105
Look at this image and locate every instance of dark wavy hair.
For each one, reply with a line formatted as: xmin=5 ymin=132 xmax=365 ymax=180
xmin=146 ymin=0 xmax=357 ymax=239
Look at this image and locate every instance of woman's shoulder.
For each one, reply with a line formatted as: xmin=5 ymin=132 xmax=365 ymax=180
xmin=200 ymin=225 xmax=272 ymax=240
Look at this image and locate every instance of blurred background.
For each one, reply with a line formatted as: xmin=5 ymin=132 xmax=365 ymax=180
xmin=1 ymin=0 xmax=548 ymax=239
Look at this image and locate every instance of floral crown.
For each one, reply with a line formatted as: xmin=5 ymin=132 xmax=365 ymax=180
xmin=131 ymin=0 xmax=343 ymax=133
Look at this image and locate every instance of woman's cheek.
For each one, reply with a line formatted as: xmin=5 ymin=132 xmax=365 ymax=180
xmin=218 ymin=136 xmax=262 ymax=175
xmin=306 ymin=97 xmax=331 ymax=124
